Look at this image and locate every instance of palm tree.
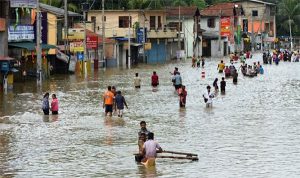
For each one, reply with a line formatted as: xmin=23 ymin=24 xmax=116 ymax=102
xmin=278 ymin=0 xmax=300 ymax=50
xmin=40 ymin=0 xmax=78 ymax=12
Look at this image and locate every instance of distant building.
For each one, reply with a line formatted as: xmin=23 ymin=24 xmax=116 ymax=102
xmin=86 ymin=9 xmax=178 ymax=67
xmin=200 ymin=3 xmax=232 ymax=57
xmin=166 ymin=6 xmax=201 ymax=58
xmin=235 ymin=0 xmax=276 ymax=51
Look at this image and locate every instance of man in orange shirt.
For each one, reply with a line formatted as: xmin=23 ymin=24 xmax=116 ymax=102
xmin=103 ymin=86 xmax=115 ymax=116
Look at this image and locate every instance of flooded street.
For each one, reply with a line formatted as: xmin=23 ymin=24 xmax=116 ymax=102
xmin=1 ymin=53 xmax=300 ymax=177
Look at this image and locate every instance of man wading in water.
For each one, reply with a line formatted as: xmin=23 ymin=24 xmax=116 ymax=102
xmin=103 ymin=86 xmax=115 ymax=117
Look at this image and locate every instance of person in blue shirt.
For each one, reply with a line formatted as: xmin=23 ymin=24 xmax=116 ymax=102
xmin=114 ymin=91 xmax=128 ymax=117
xmin=259 ymin=65 xmax=264 ymax=74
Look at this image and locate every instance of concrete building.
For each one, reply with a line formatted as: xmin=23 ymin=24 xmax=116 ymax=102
xmin=86 ymin=9 xmax=178 ymax=67
xmin=166 ymin=6 xmax=199 ymax=58
xmin=200 ymin=3 xmax=233 ymax=57
xmin=235 ymin=0 xmax=276 ymax=51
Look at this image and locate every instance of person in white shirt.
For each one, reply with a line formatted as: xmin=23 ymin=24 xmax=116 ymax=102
xmin=142 ymin=132 xmax=162 ymax=162
xmin=202 ymin=85 xmax=215 ymax=108
xmin=134 ymin=73 xmax=141 ymax=88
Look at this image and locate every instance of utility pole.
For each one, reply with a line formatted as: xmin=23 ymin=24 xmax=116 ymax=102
xmin=289 ymin=16 xmax=293 ymax=51
xmin=102 ymin=0 xmax=106 ymax=68
xmin=83 ymin=6 xmax=87 ymax=73
xmin=128 ymin=12 xmax=131 ymax=69
xmin=64 ymin=0 xmax=68 ymax=57
xmin=218 ymin=10 xmax=222 ymax=52
xmin=36 ymin=0 xmax=42 ymax=85
xmin=178 ymin=5 xmax=181 ymax=56
xmin=143 ymin=11 xmax=146 ymax=63
xmin=251 ymin=15 xmax=255 ymax=52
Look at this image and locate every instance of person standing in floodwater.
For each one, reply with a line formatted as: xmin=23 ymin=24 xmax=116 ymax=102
xmin=114 ymin=91 xmax=128 ymax=117
xmin=220 ymin=77 xmax=226 ymax=94
xmin=213 ymin=78 xmax=219 ymax=92
xmin=134 ymin=73 xmax=141 ymax=88
xmin=42 ymin=93 xmax=50 ymax=115
xmin=202 ymin=85 xmax=214 ymax=108
xmin=151 ymin=71 xmax=159 ymax=87
xmin=178 ymin=85 xmax=187 ymax=108
xmin=103 ymin=86 xmax=115 ymax=117
xmin=51 ymin=94 xmax=59 ymax=115
xmin=201 ymin=56 xmax=205 ymax=68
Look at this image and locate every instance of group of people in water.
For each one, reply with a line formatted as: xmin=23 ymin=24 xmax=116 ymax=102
xmin=263 ymin=49 xmax=300 ymax=64
xmin=42 ymin=93 xmax=59 ymax=115
xmin=136 ymin=121 xmax=162 ymax=163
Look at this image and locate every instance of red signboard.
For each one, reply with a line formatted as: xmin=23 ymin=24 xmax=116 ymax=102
xmin=0 ymin=18 xmax=6 ymax=32
xmin=220 ymin=17 xmax=231 ymax=37
xmin=86 ymin=36 xmax=98 ymax=49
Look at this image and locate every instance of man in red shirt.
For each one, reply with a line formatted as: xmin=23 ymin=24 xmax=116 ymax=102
xmin=151 ymin=71 xmax=159 ymax=87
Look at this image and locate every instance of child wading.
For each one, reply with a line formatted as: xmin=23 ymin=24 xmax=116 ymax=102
xmin=220 ymin=77 xmax=226 ymax=94
xmin=51 ymin=94 xmax=59 ymax=115
xmin=114 ymin=91 xmax=128 ymax=117
xmin=42 ymin=93 xmax=50 ymax=115
xmin=151 ymin=71 xmax=159 ymax=87
xmin=178 ymin=85 xmax=187 ymax=108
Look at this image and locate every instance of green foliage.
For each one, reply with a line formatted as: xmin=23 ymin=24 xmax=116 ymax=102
xmin=40 ymin=0 xmax=78 ymax=12
xmin=276 ymin=0 xmax=300 ymax=36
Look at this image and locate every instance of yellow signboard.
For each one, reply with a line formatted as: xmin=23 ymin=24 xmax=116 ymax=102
xmin=145 ymin=43 xmax=151 ymax=50
xmin=70 ymin=41 xmax=84 ymax=52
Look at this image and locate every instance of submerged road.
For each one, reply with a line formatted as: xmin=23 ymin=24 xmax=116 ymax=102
xmin=0 ymin=53 xmax=300 ymax=177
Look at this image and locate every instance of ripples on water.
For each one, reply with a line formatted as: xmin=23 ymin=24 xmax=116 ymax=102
xmin=0 ymin=54 xmax=300 ymax=177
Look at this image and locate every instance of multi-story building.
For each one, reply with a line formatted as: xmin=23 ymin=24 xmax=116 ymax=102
xmin=86 ymin=9 xmax=178 ymax=67
xmin=166 ymin=6 xmax=199 ymax=58
xmin=235 ymin=0 xmax=276 ymax=51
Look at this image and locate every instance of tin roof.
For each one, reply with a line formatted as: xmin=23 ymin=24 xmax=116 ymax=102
xmin=167 ymin=6 xmax=198 ymax=17
xmin=201 ymin=2 xmax=236 ymax=17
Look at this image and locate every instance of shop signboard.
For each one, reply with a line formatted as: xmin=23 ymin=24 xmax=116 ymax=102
xmin=0 ymin=18 xmax=5 ymax=32
xmin=220 ymin=17 xmax=231 ymax=37
xmin=86 ymin=36 xmax=98 ymax=49
xmin=10 ymin=0 xmax=37 ymax=8
xmin=1 ymin=62 xmax=10 ymax=73
xmin=8 ymin=25 xmax=34 ymax=42
xmin=137 ymin=28 xmax=147 ymax=44
xmin=70 ymin=41 xmax=84 ymax=52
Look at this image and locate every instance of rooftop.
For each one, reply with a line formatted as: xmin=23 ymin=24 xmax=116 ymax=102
xmin=201 ymin=2 xmax=236 ymax=17
xmin=40 ymin=3 xmax=82 ymax=17
xmin=234 ymin=0 xmax=276 ymax=6
xmin=166 ymin=6 xmax=198 ymax=17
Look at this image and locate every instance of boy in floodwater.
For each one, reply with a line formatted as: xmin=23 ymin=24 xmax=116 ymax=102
xmin=114 ymin=91 xmax=128 ymax=117
xmin=135 ymin=133 xmax=146 ymax=162
xmin=220 ymin=77 xmax=226 ymax=94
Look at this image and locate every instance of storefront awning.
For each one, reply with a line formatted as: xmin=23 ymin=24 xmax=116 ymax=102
xmin=8 ymin=42 xmax=57 ymax=50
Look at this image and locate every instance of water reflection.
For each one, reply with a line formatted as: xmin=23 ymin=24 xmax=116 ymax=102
xmin=137 ymin=164 xmax=157 ymax=178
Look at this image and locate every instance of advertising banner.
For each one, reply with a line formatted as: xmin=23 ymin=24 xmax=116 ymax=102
xmin=8 ymin=25 xmax=34 ymax=42
xmin=137 ymin=28 xmax=147 ymax=44
xmin=86 ymin=36 xmax=98 ymax=49
xmin=10 ymin=0 xmax=37 ymax=8
xmin=70 ymin=41 xmax=84 ymax=52
xmin=220 ymin=17 xmax=231 ymax=37
xmin=0 ymin=18 xmax=5 ymax=31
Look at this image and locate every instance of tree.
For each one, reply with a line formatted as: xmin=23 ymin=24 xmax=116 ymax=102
xmin=40 ymin=0 xmax=78 ymax=12
xmin=277 ymin=0 xmax=300 ymax=49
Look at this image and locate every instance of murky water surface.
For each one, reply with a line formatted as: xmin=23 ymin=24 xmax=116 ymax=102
xmin=0 ymin=54 xmax=300 ymax=177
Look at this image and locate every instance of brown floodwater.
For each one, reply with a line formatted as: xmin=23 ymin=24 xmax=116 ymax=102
xmin=0 ymin=53 xmax=300 ymax=177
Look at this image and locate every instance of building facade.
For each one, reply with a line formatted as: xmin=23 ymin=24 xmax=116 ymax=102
xmin=86 ymin=9 xmax=178 ymax=67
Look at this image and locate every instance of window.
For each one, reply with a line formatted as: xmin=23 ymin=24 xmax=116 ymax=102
xmin=91 ymin=16 xmax=96 ymax=22
xmin=207 ymin=18 xmax=215 ymax=28
xmin=252 ymin=10 xmax=258 ymax=17
xmin=158 ymin=16 xmax=162 ymax=29
xmin=150 ymin=16 xmax=156 ymax=30
xmin=168 ymin=22 xmax=182 ymax=31
xmin=119 ymin=16 xmax=131 ymax=28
